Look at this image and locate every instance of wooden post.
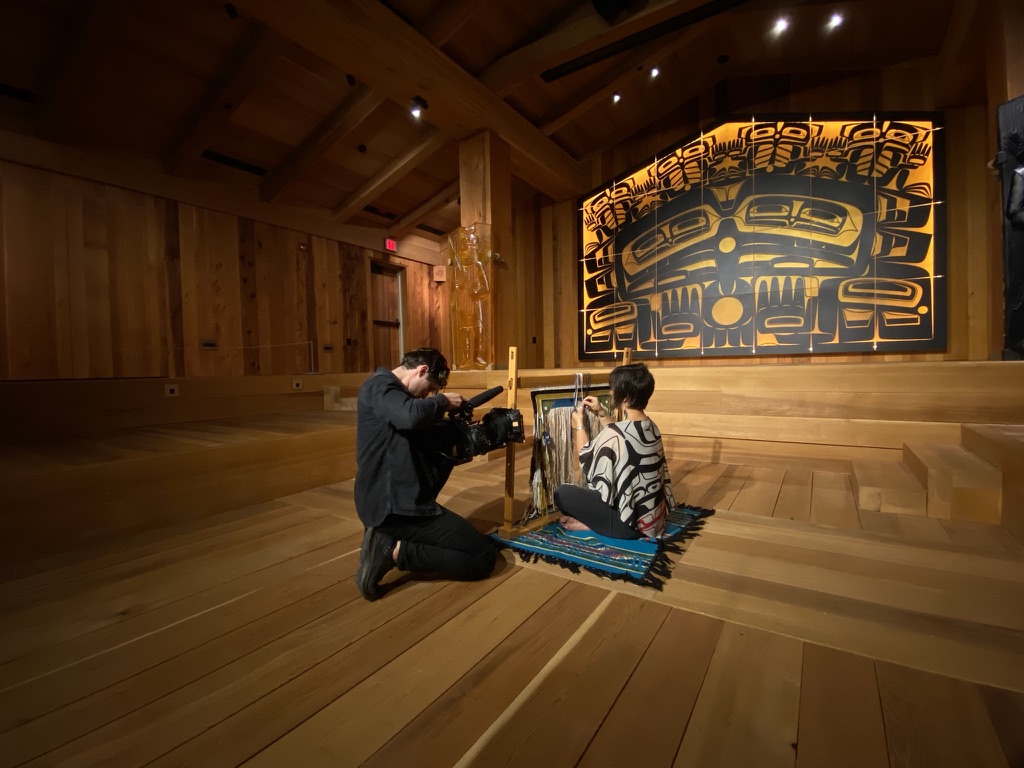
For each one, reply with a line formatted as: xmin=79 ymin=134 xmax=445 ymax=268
xmin=500 ymin=345 xmax=519 ymax=537
xmin=616 ymin=347 xmax=633 ymax=418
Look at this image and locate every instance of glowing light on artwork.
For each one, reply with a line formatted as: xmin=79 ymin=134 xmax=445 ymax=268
xmin=578 ymin=115 xmax=946 ymax=359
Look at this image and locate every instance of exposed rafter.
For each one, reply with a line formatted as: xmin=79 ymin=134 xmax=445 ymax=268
xmin=259 ymin=84 xmax=380 ymax=203
xmin=163 ymin=24 xmax=285 ymax=177
xmin=390 ymin=180 xmax=460 ymax=239
xmin=259 ymin=0 xmax=487 ymax=204
xmin=540 ymin=23 xmax=710 ymax=136
xmin=480 ymin=0 xmax=722 ymax=96
xmin=331 ymin=129 xmax=449 ymax=220
xmin=231 ymin=0 xmax=583 ymax=201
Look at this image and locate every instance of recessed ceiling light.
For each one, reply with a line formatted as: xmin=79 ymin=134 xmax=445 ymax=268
xmin=612 ymin=91 xmax=622 ymax=104
xmin=772 ymin=17 xmax=789 ymax=35
xmin=410 ymin=95 xmax=428 ymax=119
xmin=827 ymin=12 xmax=844 ymax=30
xmin=650 ymin=66 xmax=660 ymax=79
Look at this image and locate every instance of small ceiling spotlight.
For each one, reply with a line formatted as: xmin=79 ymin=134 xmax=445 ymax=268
xmin=410 ymin=95 xmax=428 ymax=119
xmin=826 ymin=12 xmax=844 ymax=30
xmin=649 ymin=66 xmax=660 ymax=79
xmin=771 ymin=16 xmax=789 ymax=35
xmin=612 ymin=91 xmax=622 ymax=104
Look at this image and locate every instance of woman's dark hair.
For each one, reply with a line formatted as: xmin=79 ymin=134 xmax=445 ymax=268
xmin=608 ymin=362 xmax=655 ymax=410
xmin=401 ymin=347 xmax=449 ymax=389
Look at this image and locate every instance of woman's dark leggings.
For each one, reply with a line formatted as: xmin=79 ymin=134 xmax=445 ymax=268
xmin=377 ymin=506 xmax=497 ymax=580
xmin=553 ymin=484 xmax=639 ymax=540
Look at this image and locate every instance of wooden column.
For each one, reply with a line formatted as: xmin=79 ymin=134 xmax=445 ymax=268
xmin=459 ymin=131 xmax=512 ymax=368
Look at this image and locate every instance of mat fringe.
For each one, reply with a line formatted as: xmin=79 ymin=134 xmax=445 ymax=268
xmin=497 ymin=504 xmax=715 ymax=590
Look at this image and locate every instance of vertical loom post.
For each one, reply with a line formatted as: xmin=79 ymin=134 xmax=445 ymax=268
xmin=616 ymin=348 xmax=633 ymax=419
xmin=501 ymin=346 xmax=519 ymax=537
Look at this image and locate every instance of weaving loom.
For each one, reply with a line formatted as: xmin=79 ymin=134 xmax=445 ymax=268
xmin=523 ymin=373 xmax=612 ymax=528
xmin=491 ymin=370 xmax=714 ymax=587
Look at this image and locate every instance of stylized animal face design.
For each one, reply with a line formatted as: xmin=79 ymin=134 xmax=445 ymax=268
xmin=616 ymin=176 xmax=875 ymax=301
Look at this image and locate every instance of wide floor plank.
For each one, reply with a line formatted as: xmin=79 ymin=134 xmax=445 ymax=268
xmin=673 ymin=623 xmax=802 ymax=767
xmin=797 ymin=644 xmax=889 ymax=768
xmin=1 ymin=444 xmax=1020 ymax=768
xmin=458 ymin=595 xmax=671 ymax=767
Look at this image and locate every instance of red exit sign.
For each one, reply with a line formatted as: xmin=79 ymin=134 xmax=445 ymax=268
xmin=384 ymin=238 xmax=398 ymax=252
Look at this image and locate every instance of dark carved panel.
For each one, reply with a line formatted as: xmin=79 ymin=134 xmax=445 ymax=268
xmin=579 ymin=115 xmax=946 ymax=359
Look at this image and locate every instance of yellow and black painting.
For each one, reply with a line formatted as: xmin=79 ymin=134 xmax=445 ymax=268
xmin=579 ymin=115 xmax=945 ymax=358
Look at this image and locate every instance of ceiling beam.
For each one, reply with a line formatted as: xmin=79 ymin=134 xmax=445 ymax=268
xmin=232 ymin=0 xmax=583 ymax=201
xmin=480 ymin=0 xmax=724 ymax=96
xmin=540 ymin=24 xmax=709 ymax=136
xmin=390 ymin=180 xmax=460 ymax=239
xmin=332 ymin=129 xmax=449 ymax=220
xmin=259 ymin=0 xmax=487 ymax=203
xmin=163 ymin=24 xmax=285 ymax=177
xmin=260 ymin=84 xmax=379 ymax=202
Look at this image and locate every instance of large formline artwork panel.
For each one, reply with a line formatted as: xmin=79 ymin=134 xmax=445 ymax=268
xmin=579 ymin=114 xmax=946 ymax=359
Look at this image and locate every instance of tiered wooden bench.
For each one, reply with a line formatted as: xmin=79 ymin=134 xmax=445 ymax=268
xmin=850 ymin=458 xmax=928 ymax=516
xmin=0 ymin=411 xmax=357 ymax=565
xmin=904 ymin=442 xmax=1003 ymax=523
xmin=849 ymin=424 xmax=1024 ymax=549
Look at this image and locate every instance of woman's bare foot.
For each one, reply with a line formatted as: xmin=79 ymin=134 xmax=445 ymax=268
xmin=559 ymin=515 xmax=592 ymax=532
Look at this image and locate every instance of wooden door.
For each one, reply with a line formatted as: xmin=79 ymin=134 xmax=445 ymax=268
xmin=370 ymin=263 xmax=402 ymax=369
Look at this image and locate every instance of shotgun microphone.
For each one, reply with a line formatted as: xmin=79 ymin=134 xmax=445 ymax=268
xmin=465 ymin=385 xmax=504 ymax=409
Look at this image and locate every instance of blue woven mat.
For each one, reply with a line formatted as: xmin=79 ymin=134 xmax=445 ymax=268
xmin=491 ymin=504 xmax=714 ymax=589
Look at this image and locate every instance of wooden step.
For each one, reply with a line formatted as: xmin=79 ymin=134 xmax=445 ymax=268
xmin=963 ymin=423 xmax=1024 ymax=545
xmin=903 ymin=443 xmax=1002 ymax=523
xmin=0 ymin=413 xmax=358 ymax=565
xmin=850 ymin=459 xmax=926 ymax=516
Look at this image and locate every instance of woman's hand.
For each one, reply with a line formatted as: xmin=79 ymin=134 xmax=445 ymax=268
xmin=580 ymin=395 xmax=607 ymax=418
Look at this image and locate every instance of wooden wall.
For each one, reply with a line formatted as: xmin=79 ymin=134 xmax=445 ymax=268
xmin=0 ymin=64 xmax=1012 ymax=381
xmin=0 ymin=161 xmax=447 ymax=381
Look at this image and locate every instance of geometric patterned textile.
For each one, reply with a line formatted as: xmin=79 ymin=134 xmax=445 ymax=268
xmin=492 ymin=504 xmax=714 ymax=589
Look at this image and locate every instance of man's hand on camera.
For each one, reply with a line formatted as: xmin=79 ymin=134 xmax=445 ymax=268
xmin=443 ymin=392 xmax=465 ymax=413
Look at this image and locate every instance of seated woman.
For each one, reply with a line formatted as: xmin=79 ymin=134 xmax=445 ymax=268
xmin=554 ymin=362 xmax=676 ymax=540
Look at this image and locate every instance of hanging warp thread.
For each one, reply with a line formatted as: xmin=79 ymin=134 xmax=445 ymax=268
xmin=525 ymin=373 xmax=603 ymax=523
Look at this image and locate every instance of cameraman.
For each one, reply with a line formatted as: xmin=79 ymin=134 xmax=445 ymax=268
xmin=353 ymin=347 xmax=497 ymax=601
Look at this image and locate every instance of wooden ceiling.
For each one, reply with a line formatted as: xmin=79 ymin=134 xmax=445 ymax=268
xmin=0 ymin=0 xmax=978 ymax=245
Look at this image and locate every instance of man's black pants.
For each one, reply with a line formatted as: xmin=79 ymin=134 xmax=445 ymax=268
xmin=376 ymin=506 xmax=496 ymax=581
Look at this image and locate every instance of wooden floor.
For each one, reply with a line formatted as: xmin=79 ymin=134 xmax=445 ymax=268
xmin=1 ymin=452 xmax=1023 ymax=767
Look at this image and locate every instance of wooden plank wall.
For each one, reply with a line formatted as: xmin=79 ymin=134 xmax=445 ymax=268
xmin=0 ymin=161 xmax=444 ymax=381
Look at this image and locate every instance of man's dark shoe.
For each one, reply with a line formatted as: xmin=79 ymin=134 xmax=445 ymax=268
xmin=355 ymin=527 xmax=395 ymax=601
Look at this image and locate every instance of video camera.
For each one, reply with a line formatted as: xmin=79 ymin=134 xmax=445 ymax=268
xmin=443 ymin=386 xmax=525 ymax=464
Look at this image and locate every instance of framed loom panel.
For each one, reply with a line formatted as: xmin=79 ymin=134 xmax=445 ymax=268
xmin=524 ymin=383 xmax=611 ymax=525
xmin=578 ymin=113 xmax=947 ymax=359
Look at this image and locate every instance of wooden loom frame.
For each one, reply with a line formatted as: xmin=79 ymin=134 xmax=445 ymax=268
xmin=498 ymin=348 xmax=632 ymax=540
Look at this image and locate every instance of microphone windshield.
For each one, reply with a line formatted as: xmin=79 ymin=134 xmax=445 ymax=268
xmin=465 ymin=385 xmax=504 ymax=408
